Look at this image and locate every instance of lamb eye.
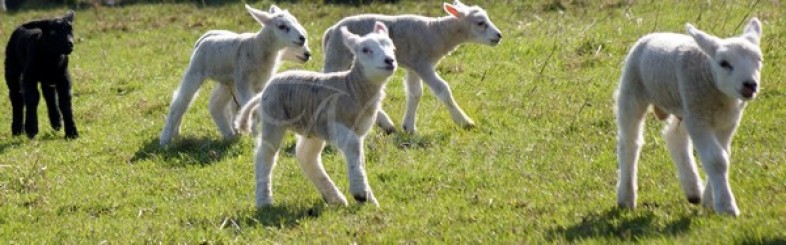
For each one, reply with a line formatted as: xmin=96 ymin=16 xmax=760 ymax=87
xmin=477 ymin=21 xmax=485 ymax=27
xmin=719 ymin=60 xmax=733 ymax=70
xmin=362 ymin=47 xmax=373 ymax=54
xmin=278 ymin=24 xmax=289 ymax=32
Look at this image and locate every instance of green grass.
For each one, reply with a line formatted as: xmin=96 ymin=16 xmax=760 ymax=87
xmin=1 ymin=0 xmax=785 ymax=243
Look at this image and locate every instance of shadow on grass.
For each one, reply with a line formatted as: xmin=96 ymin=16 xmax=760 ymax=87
xmin=388 ymin=131 xmax=448 ymax=150
xmin=229 ymin=203 xmax=326 ymax=230
xmin=0 ymin=139 xmax=23 ymax=155
xmin=547 ymin=207 xmax=694 ymax=242
xmin=739 ymin=236 xmax=786 ymax=245
xmin=130 ymin=136 xmax=239 ymax=167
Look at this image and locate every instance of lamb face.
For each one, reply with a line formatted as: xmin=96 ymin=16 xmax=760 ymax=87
xmin=688 ymin=18 xmax=763 ymax=101
xmin=713 ymin=42 xmax=762 ymax=100
xmin=444 ymin=0 xmax=502 ymax=46
xmin=42 ymin=11 xmax=75 ymax=55
xmin=341 ymin=22 xmax=397 ymax=81
xmin=246 ymin=5 xmax=309 ymax=51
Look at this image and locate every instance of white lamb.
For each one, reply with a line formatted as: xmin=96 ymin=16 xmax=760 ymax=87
xmin=159 ymin=4 xmax=310 ymax=146
xmin=321 ymin=0 xmax=502 ymax=134
xmin=615 ymin=18 xmax=763 ymax=216
xmin=235 ymin=22 xmax=397 ymax=208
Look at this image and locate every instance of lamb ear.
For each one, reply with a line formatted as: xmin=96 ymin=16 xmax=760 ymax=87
xmin=340 ymin=27 xmax=360 ymax=51
xmin=246 ymin=4 xmax=272 ymax=25
xmin=742 ymin=17 xmax=762 ymax=45
xmin=686 ymin=23 xmax=720 ymax=55
xmin=443 ymin=3 xmax=464 ymax=18
xmin=373 ymin=21 xmax=388 ymax=36
xmin=269 ymin=4 xmax=282 ymax=14
xmin=63 ymin=10 xmax=75 ymax=24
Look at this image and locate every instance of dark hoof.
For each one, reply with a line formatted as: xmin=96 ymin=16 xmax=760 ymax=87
xmin=687 ymin=196 xmax=701 ymax=204
xmin=65 ymin=131 xmax=79 ymax=140
xmin=383 ymin=128 xmax=396 ymax=135
xmin=52 ymin=124 xmax=62 ymax=131
xmin=352 ymin=194 xmax=368 ymax=203
xmin=11 ymin=129 xmax=23 ymax=136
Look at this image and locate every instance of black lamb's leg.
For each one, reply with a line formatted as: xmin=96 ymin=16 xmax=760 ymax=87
xmin=55 ymin=74 xmax=78 ymax=139
xmin=5 ymin=60 xmax=24 ymax=136
xmin=21 ymin=80 xmax=40 ymax=139
xmin=41 ymin=84 xmax=62 ymax=131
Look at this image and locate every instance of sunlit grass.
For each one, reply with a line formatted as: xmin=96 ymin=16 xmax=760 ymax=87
xmin=0 ymin=0 xmax=784 ymax=243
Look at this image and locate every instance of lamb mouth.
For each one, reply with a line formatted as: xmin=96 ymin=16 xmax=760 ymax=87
xmin=740 ymin=88 xmax=756 ymax=99
xmin=490 ymin=38 xmax=501 ymax=45
xmin=293 ymin=41 xmax=306 ymax=46
xmin=379 ymin=65 xmax=396 ymax=71
xmin=296 ymin=55 xmax=310 ymax=62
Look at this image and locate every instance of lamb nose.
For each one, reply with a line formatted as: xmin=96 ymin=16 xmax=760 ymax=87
xmin=743 ymin=81 xmax=758 ymax=92
xmin=497 ymin=33 xmax=502 ymax=39
xmin=299 ymin=36 xmax=306 ymax=43
xmin=384 ymin=58 xmax=394 ymax=66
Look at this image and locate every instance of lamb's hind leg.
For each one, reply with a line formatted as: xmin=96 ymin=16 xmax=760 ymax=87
xmin=328 ymin=123 xmax=378 ymax=206
xmin=615 ymin=92 xmax=648 ymax=209
xmin=663 ymin=117 xmax=703 ymax=204
xmin=160 ymin=70 xmax=205 ymax=146
xmin=402 ymin=70 xmax=422 ymax=134
xmin=254 ymin=124 xmax=285 ymax=208
xmin=415 ymin=65 xmax=474 ymax=128
xmin=209 ymin=84 xmax=236 ymax=139
xmin=296 ymin=136 xmax=348 ymax=206
xmin=5 ymin=60 xmax=24 ymax=136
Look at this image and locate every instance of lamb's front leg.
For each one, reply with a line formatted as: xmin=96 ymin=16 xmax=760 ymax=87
xmin=329 ymin=124 xmax=378 ymax=206
xmin=54 ymin=75 xmax=78 ymax=139
xmin=295 ymin=136 xmax=348 ymax=206
xmin=687 ymin=124 xmax=739 ymax=216
xmin=414 ymin=65 xmax=474 ymax=128
xmin=254 ymin=125 xmax=285 ymax=208
xmin=374 ymin=110 xmax=396 ymax=134
xmin=41 ymin=84 xmax=62 ymax=131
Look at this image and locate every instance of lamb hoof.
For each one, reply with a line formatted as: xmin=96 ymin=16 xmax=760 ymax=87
xmin=617 ymin=201 xmax=636 ymax=209
xmin=353 ymin=193 xmax=379 ymax=207
xmin=715 ymin=207 xmax=740 ymax=217
xmin=322 ymin=195 xmax=349 ymax=206
xmin=25 ymin=130 xmax=38 ymax=139
xmin=382 ymin=127 xmax=396 ymax=135
xmin=687 ymin=196 xmax=701 ymax=204
xmin=457 ymin=119 xmax=475 ymax=129
xmin=65 ymin=132 xmax=79 ymax=140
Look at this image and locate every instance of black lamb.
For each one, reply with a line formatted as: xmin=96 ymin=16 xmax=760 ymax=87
xmin=5 ymin=10 xmax=79 ymax=139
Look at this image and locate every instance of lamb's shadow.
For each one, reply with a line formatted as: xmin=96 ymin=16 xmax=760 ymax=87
xmin=388 ymin=131 xmax=449 ymax=150
xmin=0 ymin=140 xmax=23 ymax=155
xmin=130 ymin=136 xmax=239 ymax=167
xmin=739 ymin=236 xmax=786 ymax=245
xmin=547 ymin=207 xmax=694 ymax=242
xmin=232 ymin=203 xmax=327 ymax=230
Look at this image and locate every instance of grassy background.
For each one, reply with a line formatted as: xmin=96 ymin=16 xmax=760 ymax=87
xmin=1 ymin=0 xmax=785 ymax=243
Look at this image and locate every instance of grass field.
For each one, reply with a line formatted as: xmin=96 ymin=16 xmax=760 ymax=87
xmin=1 ymin=0 xmax=785 ymax=243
